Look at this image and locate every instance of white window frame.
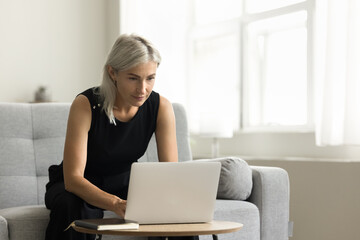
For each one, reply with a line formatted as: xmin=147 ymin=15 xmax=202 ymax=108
xmin=241 ymin=0 xmax=316 ymax=132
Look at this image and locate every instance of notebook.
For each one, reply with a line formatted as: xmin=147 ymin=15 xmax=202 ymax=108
xmin=73 ymin=218 xmax=139 ymax=230
xmin=125 ymin=161 xmax=221 ymax=224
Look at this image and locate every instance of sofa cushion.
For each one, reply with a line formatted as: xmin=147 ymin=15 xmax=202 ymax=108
xmin=198 ymin=157 xmax=253 ymax=200
xmin=0 ymin=215 xmax=9 ymax=240
xmin=202 ymin=200 xmax=260 ymax=240
xmin=0 ymin=176 xmax=38 ymax=209
xmin=0 ymin=103 xmax=33 ymax=139
xmin=0 ymin=205 xmax=49 ymax=240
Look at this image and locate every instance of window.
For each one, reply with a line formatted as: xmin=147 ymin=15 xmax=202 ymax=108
xmin=191 ymin=0 xmax=314 ymax=133
xmin=120 ymin=0 xmax=315 ymax=133
xmin=243 ymin=3 xmax=313 ymax=131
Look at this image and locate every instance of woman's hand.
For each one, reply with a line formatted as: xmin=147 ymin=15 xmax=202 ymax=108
xmin=112 ymin=198 xmax=127 ymax=218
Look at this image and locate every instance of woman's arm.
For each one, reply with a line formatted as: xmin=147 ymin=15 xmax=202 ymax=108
xmin=155 ymin=96 xmax=178 ymax=162
xmin=63 ymin=95 xmax=126 ymax=217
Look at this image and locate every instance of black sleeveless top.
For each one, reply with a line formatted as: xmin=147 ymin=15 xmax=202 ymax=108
xmin=83 ymin=87 xmax=159 ymax=177
xmin=46 ymin=87 xmax=160 ymax=199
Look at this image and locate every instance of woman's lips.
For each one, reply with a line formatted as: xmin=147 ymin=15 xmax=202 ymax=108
xmin=133 ymin=96 xmax=145 ymax=101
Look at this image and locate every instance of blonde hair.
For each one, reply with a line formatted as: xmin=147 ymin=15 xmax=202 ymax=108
xmin=99 ymin=34 xmax=161 ymax=125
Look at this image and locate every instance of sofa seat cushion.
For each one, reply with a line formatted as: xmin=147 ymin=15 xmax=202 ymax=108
xmin=0 ymin=215 xmax=9 ymax=240
xmin=0 ymin=205 xmax=49 ymax=240
xmin=201 ymin=200 xmax=260 ymax=240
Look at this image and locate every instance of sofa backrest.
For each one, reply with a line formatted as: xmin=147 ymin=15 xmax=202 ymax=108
xmin=0 ymin=102 xmax=192 ymax=209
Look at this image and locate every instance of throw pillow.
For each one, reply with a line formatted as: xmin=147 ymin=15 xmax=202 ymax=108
xmin=197 ymin=157 xmax=253 ymax=200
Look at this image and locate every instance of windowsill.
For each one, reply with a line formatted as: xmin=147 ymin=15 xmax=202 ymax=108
xmin=233 ymin=127 xmax=315 ymax=134
xmin=190 ymin=132 xmax=360 ymax=161
xmin=241 ymin=156 xmax=360 ymax=163
xmin=193 ymin=155 xmax=360 ymax=163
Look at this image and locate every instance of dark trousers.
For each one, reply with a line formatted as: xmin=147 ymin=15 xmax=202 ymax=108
xmin=45 ymin=182 xmax=104 ymax=240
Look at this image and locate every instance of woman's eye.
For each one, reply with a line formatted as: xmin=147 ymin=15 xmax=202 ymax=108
xmin=129 ymin=77 xmax=137 ymax=81
xmin=147 ymin=77 xmax=155 ymax=81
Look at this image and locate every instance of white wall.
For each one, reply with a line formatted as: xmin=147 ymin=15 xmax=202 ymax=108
xmin=0 ymin=0 xmax=118 ymax=103
xmin=248 ymin=159 xmax=360 ymax=240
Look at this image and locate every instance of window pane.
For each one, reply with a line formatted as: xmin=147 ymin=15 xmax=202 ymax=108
xmin=189 ymin=34 xmax=240 ymax=133
xmin=264 ymin=28 xmax=307 ymax=125
xmin=245 ymin=0 xmax=305 ymax=13
xmin=194 ymin=0 xmax=242 ymax=25
xmin=245 ymin=11 xmax=308 ymax=127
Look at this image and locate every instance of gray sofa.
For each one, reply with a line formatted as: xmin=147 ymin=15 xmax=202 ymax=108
xmin=0 ymin=102 xmax=290 ymax=240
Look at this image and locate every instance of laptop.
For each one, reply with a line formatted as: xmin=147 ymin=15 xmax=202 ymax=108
xmin=125 ymin=161 xmax=221 ymax=224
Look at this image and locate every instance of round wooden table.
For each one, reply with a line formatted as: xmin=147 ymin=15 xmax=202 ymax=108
xmin=73 ymin=220 xmax=243 ymax=239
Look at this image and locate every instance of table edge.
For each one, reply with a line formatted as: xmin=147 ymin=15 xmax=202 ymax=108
xmin=72 ymin=220 xmax=243 ymax=237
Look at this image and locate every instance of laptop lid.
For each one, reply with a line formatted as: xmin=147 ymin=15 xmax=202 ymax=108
xmin=125 ymin=161 xmax=221 ymax=224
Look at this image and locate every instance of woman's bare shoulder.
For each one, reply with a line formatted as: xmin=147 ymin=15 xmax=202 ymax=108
xmin=67 ymin=94 xmax=92 ymax=129
xmin=157 ymin=95 xmax=175 ymax=124
xmin=159 ymin=95 xmax=173 ymax=111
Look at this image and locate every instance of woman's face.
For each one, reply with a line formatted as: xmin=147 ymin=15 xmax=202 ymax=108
xmin=110 ymin=61 xmax=157 ymax=108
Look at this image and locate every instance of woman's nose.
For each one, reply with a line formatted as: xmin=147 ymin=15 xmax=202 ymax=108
xmin=137 ymin=81 xmax=146 ymax=94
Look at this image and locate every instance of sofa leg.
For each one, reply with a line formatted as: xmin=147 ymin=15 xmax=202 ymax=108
xmin=96 ymin=234 xmax=102 ymax=240
xmin=212 ymin=235 xmax=218 ymax=240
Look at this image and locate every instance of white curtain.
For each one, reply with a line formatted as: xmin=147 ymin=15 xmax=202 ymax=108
xmin=315 ymin=0 xmax=360 ymax=146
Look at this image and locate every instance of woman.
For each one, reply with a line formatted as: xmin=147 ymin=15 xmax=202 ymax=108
xmin=44 ymin=34 xmax=196 ymax=240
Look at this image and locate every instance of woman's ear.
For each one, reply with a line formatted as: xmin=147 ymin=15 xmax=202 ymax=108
xmin=107 ymin=65 xmax=116 ymax=80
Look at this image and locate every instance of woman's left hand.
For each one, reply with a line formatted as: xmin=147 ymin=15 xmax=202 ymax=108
xmin=111 ymin=197 xmax=127 ymax=218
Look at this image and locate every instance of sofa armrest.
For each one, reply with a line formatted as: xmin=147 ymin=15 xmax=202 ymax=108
xmin=248 ymin=166 xmax=290 ymax=240
xmin=0 ymin=215 xmax=9 ymax=240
